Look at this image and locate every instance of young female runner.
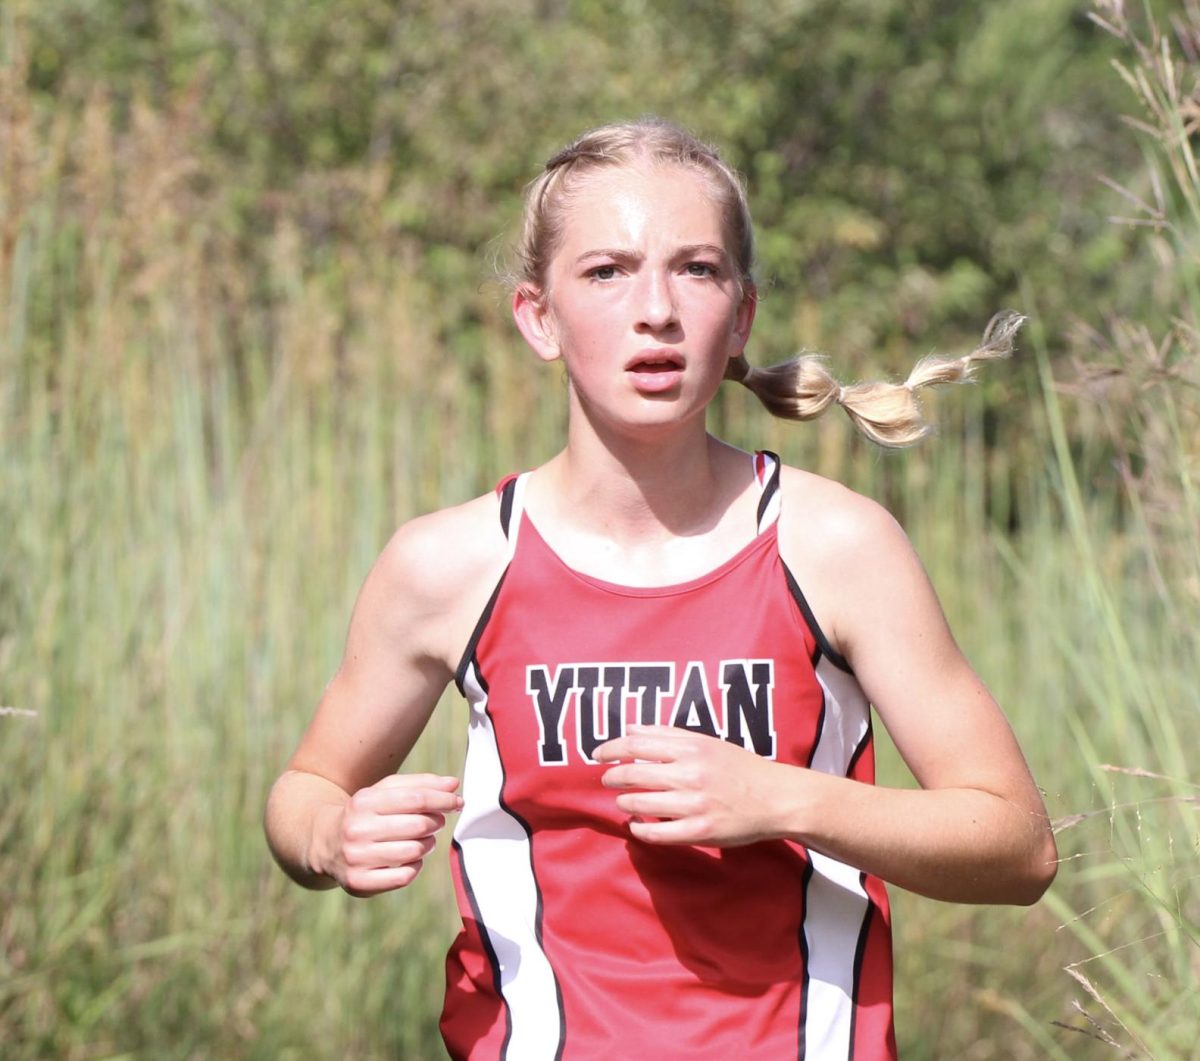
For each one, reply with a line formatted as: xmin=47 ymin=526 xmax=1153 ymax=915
xmin=265 ymin=119 xmax=1057 ymax=1060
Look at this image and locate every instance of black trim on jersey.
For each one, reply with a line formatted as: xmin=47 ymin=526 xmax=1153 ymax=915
xmin=756 ymin=449 xmax=782 ymax=528
xmin=846 ymin=871 xmax=876 ymax=1059
xmin=783 ymin=562 xmax=854 ymax=675
xmin=795 ymin=851 xmax=816 ymax=1061
xmin=804 ymin=688 xmax=828 ymax=771
xmin=795 ymin=685 xmax=828 ymax=1060
xmin=499 ymin=476 xmax=517 ymax=539
xmin=845 ymin=719 xmax=872 ymax=778
xmin=449 ymin=835 xmax=512 ymax=1057
xmin=453 ymin=568 xmax=510 ymax=696
xmin=463 ymin=658 xmax=568 ymax=1061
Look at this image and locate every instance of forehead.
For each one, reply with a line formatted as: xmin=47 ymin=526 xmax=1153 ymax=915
xmin=555 ymin=162 xmax=728 ymax=256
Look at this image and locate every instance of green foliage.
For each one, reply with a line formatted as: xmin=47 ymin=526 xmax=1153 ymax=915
xmin=14 ymin=0 xmax=1136 ymax=369
xmin=2 ymin=1 xmax=1197 ymax=1058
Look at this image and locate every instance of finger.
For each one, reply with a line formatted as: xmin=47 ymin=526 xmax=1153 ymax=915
xmin=342 ymin=860 xmax=424 ymax=897
xmin=600 ymin=762 xmax=677 ymax=791
xmin=375 ymin=773 xmax=460 ymax=792
xmin=344 ymin=836 xmax=437 ymax=870
xmin=626 ymin=816 xmax=708 ymax=846
xmin=591 ymin=739 xmax=630 ymax=764
xmin=344 ymin=811 xmax=447 ymax=843
xmin=353 ymin=784 xmax=463 ymax=815
xmin=615 ymin=790 xmax=701 ymax=820
xmin=593 ymin=730 xmax=693 ymax=765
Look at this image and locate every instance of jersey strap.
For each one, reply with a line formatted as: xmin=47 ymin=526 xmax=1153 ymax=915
xmin=495 ymin=472 xmax=530 ymax=560
xmin=754 ymin=450 xmax=782 ymax=534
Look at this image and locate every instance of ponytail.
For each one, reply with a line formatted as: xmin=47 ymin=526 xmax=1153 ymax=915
xmin=725 ymin=311 xmax=1026 ymax=448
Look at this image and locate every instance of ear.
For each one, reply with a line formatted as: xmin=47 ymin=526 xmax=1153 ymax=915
xmin=730 ymin=282 xmax=758 ymax=357
xmin=512 ymin=284 xmax=561 ymax=363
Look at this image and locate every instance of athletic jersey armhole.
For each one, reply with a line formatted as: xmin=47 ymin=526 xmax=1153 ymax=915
xmin=453 ymin=569 xmax=509 ymax=694
xmin=783 ymin=560 xmax=854 ymax=675
xmin=452 ymin=474 xmax=528 ymax=694
xmin=764 ymin=450 xmax=853 ymax=674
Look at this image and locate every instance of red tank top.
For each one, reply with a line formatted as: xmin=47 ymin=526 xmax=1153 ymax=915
xmin=441 ymin=452 xmax=896 ymax=1060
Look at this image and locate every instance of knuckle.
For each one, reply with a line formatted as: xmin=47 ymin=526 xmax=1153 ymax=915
xmin=344 ymin=868 xmax=372 ymax=893
xmin=407 ymin=838 xmax=434 ymax=861
xmin=395 ymin=789 xmax=421 ymax=812
xmin=392 ymin=840 xmax=419 ymax=863
xmin=397 ymin=813 xmax=435 ymax=839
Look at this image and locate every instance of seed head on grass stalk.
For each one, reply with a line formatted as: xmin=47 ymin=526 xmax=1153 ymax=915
xmin=1037 ymin=5 xmax=1200 ymax=1057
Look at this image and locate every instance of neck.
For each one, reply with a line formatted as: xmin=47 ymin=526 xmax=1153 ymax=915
xmin=543 ymin=412 xmax=741 ymax=542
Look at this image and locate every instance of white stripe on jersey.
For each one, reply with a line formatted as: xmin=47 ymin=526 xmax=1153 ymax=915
xmin=455 ymin=660 xmax=563 ymax=1059
xmin=800 ymin=655 xmax=873 ymax=1059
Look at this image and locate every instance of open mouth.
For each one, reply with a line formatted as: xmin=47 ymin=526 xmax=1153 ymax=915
xmin=627 ymin=353 xmax=683 ymax=373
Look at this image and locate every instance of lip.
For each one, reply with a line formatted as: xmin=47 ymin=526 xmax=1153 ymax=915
xmin=624 ymin=349 xmax=685 ymax=373
xmin=625 ymin=349 xmax=685 ymax=394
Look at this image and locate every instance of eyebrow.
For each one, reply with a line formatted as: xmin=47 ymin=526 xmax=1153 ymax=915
xmin=675 ymin=243 xmax=728 ymax=260
xmin=573 ymin=249 xmax=634 ymax=265
xmin=573 ymin=243 xmax=729 ymax=265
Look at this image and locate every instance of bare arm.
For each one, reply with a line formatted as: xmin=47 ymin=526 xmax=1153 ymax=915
xmin=595 ymin=476 xmax=1057 ymax=905
xmin=264 ymin=496 xmax=505 ymax=894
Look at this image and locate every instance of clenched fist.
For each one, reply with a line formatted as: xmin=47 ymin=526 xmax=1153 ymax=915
xmin=324 ymin=773 xmax=463 ymax=897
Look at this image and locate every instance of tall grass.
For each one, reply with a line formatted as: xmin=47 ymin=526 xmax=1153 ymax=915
xmin=2 ymin=5 xmax=1198 ymax=1059
xmin=0 ymin=52 xmax=488 ymax=1057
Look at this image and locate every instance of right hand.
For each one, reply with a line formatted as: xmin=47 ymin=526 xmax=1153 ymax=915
xmin=324 ymin=773 xmax=462 ymax=897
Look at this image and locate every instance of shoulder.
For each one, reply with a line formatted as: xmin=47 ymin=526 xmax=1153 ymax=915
xmin=354 ymin=489 xmax=510 ymax=668
xmin=376 ymin=490 xmax=509 ymax=603
xmin=776 ymin=464 xmax=908 ymax=563
xmin=774 ymin=464 xmax=928 ymax=663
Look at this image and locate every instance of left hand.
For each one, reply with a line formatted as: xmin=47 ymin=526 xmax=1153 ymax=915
xmin=593 ymin=724 xmax=790 ymax=846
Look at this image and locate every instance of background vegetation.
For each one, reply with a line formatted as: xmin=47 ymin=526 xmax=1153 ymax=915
xmin=2 ymin=0 xmax=1197 ymax=1056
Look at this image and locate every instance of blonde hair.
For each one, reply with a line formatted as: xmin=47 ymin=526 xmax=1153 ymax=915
xmin=518 ymin=117 xmax=753 ymax=292
xmin=520 ymin=119 xmax=1023 ymax=448
xmin=724 ymin=310 xmax=1026 ymax=448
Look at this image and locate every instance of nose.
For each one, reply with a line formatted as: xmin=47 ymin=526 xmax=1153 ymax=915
xmin=634 ymin=269 xmax=678 ymax=333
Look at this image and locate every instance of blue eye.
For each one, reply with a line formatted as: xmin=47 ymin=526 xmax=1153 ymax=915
xmin=686 ymin=262 xmax=717 ymax=277
xmin=589 ymin=265 xmax=617 ymax=281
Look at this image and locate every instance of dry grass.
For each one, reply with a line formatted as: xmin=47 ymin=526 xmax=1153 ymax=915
xmin=2 ymin=6 xmax=1198 ymax=1057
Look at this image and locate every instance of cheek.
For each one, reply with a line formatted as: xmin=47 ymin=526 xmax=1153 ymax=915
xmin=557 ymin=318 xmax=602 ymax=359
xmin=551 ymin=300 xmax=622 ymax=357
xmin=682 ymin=292 xmax=742 ymax=341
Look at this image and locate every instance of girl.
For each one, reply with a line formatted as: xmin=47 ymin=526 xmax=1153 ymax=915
xmin=265 ymin=119 xmax=1057 ymax=1060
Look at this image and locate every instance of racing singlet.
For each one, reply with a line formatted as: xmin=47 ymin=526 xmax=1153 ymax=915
xmin=442 ymin=452 xmax=896 ymax=1060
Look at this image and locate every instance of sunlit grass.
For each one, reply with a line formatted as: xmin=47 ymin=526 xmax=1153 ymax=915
xmin=3 ymin=7 xmax=1198 ymax=1057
